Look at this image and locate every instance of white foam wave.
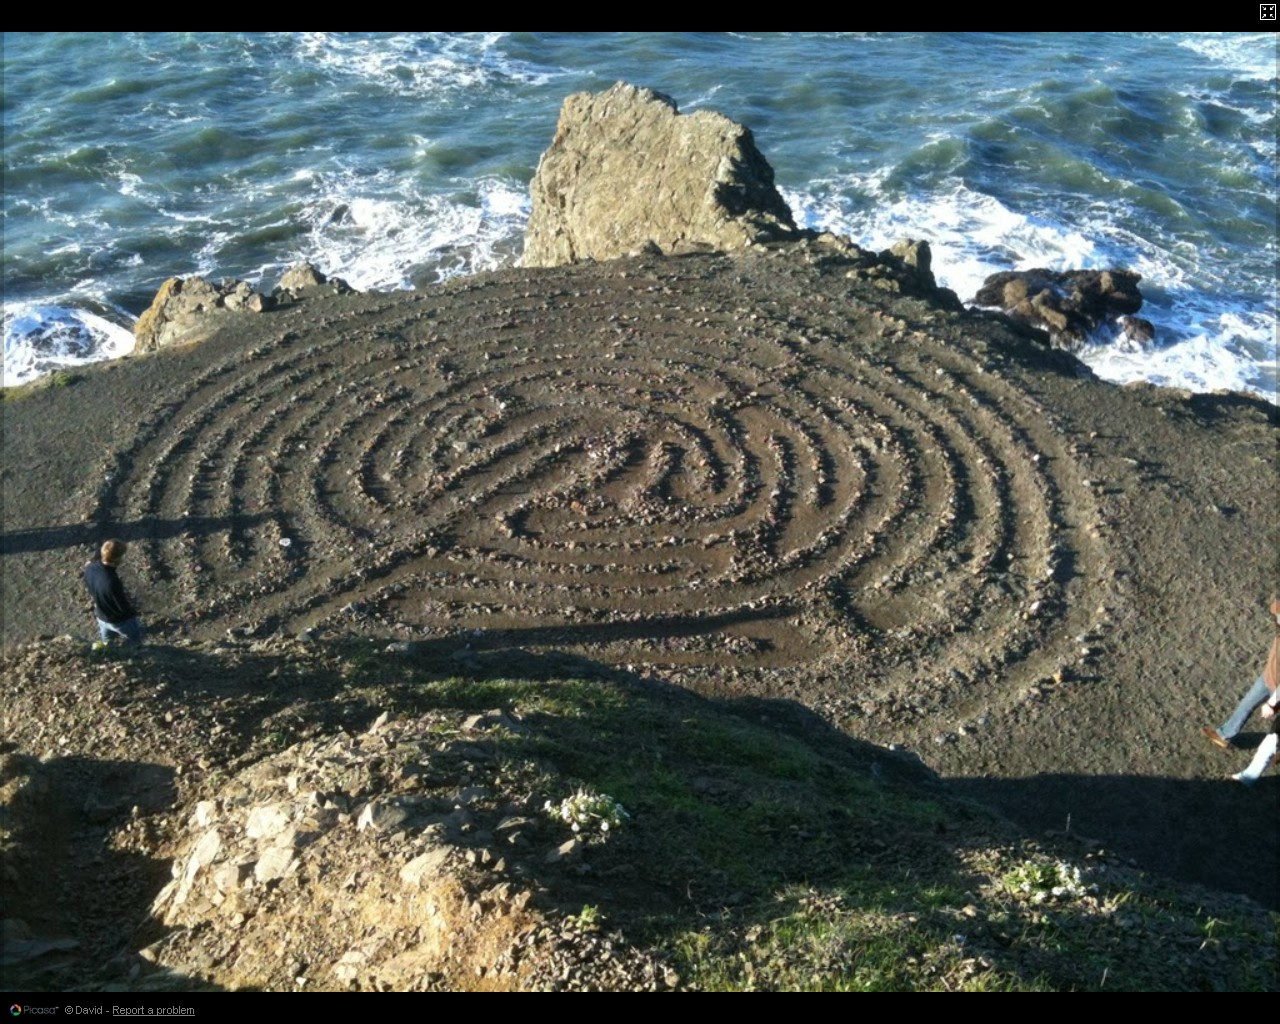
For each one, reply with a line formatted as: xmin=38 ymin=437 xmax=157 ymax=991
xmin=1082 ymin=332 xmax=1275 ymax=400
xmin=681 ymin=85 xmax=725 ymax=111
xmin=117 ymin=172 xmax=146 ymax=198
xmin=781 ymin=177 xmax=1276 ymax=403
xmin=292 ymin=33 xmax=564 ymax=98
xmin=782 ymin=179 xmax=1100 ymax=302
xmin=3 ymin=302 xmax=136 ymax=388
xmin=293 ymin=170 xmax=529 ymax=291
xmin=1176 ymin=33 xmax=1278 ymax=82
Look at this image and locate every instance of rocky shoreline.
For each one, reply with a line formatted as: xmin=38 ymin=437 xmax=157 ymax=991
xmin=2 ymin=84 xmax=1276 ymax=991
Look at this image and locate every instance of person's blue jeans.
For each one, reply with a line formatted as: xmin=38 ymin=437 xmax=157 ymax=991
xmin=1218 ymin=675 xmax=1270 ymax=740
xmin=97 ymin=617 xmax=143 ymax=645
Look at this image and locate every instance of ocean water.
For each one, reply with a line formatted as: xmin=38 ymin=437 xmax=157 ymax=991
xmin=3 ymin=32 xmax=1276 ymax=400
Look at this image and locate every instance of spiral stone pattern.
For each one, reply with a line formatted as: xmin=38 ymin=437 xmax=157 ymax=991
xmin=93 ymin=247 xmax=1107 ymax=717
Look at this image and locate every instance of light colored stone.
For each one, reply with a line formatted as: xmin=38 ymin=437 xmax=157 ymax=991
xmin=278 ymin=262 xmax=327 ymax=291
xmin=523 ymin=82 xmax=795 ymax=268
xmin=133 ymin=275 xmax=271 ymax=353
xmin=187 ymin=829 xmax=222 ymax=876
xmin=545 ymin=838 xmax=583 ymax=864
xmin=399 ymin=847 xmax=451 ymax=888
xmin=213 ymin=861 xmax=254 ymax=894
xmin=246 ymin=803 xmax=291 ymax=841
xmin=192 ymin=800 xmax=218 ymax=828
xmin=463 ymin=710 xmax=527 ymax=734
xmin=253 ymin=845 xmax=296 ymax=883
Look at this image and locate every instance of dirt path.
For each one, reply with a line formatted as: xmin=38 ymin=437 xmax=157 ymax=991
xmin=3 ymin=241 xmax=1276 ymax=907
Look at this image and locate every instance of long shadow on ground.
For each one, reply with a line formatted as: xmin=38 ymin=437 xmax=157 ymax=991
xmin=1 ymin=514 xmax=271 ymax=556
xmin=951 ymin=770 xmax=1279 ymax=911
xmin=0 ymin=747 xmax=224 ymax=992
xmin=88 ymin=641 xmax=1280 ymax=986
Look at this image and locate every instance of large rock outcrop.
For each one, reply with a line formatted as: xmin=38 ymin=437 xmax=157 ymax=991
xmin=522 ymin=82 xmax=797 ymax=268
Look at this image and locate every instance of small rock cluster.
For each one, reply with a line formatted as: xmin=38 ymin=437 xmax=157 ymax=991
xmin=815 ymin=233 xmax=964 ymax=307
xmin=133 ymin=276 xmax=272 ymax=353
xmin=133 ymin=263 xmax=352 ymax=353
xmin=274 ymin=262 xmax=354 ymax=303
xmin=973 ymin=268 xmax=1152 ymax=350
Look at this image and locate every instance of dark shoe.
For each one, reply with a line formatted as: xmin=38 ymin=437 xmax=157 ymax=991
xmin=1202 ymin=726 xmax=1231 ymax=751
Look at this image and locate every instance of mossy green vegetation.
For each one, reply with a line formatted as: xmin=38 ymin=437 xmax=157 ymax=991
xmin=2 ymin=370 xmax=84 ymax=400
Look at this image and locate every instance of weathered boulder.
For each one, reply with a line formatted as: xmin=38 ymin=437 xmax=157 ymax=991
xmin=1120 ymin=315 xmax=1156 ymax=346
xmin=972 ymin=268 xmax=1145 ymax=350
xmin=880 ymin=238 xmax=962 ymax=306
xmin=890 ymin=238 xmax=933 ymax=281
xmin=274 ymin=261 xmax=353 ymax=300
xmin=133 ymin=276 xmax=271 ymax=353
xmin=522 ymin=82 xmax=797 ymax=268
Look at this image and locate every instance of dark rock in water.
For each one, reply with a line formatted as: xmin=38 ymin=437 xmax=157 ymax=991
xmin=972 ymin=268 xmax=1144 ymax=350
xmin=1120 ymin=315 xmax=1156 ymax=346
xmin=274 ymin=262 xmax=353 ymax=300
xmin=134 ymin=276 xmax=273 ymax=353
xmin=522 ymin=82 xmax=797 ymax=268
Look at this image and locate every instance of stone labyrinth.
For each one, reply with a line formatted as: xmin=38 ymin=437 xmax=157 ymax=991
xmin=95 ymin=249 xmax=1108 ymax=713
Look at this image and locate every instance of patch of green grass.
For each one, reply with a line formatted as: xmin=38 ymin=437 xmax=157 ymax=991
xmin=670 ymin=884 xmax=1047 ymax=992
xmin=46 ymin=370 xmax=85 ymax=388
xmin=575 ymin=905 xmax=602 ymax=930
xmin=262 ymin=729 xmax=291 ymax=751
xmin=608 ymin=762 xmax=702 ymax=815
xmin=666 ymin=717 xmax=815 ymax=780
xmin=2 ymin=370 xmax=85 ymax=401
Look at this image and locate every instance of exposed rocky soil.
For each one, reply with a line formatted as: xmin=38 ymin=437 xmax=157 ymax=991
xmin=2 ymin=240 xmax=1276 ymax=990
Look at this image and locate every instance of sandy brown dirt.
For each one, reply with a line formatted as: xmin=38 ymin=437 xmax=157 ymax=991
xmin=3 ymin=240 xmax=1277 ymax=911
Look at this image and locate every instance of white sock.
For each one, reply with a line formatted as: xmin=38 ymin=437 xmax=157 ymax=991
xmin=1234 ymin=733 xmax=1278 ymax=784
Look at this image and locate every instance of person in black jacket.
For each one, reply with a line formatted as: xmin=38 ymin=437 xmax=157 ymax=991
xmin=84 ymin=538 xmax=143 ymax=644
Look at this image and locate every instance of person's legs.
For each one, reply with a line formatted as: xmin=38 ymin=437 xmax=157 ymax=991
xmin=1218 ymin=676 xmax=1271 ymax=740
xmin=1232 ymin=733 xmax=1278 ymax=785
xmin=97 ymin=618 xmax=143 ymax=645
